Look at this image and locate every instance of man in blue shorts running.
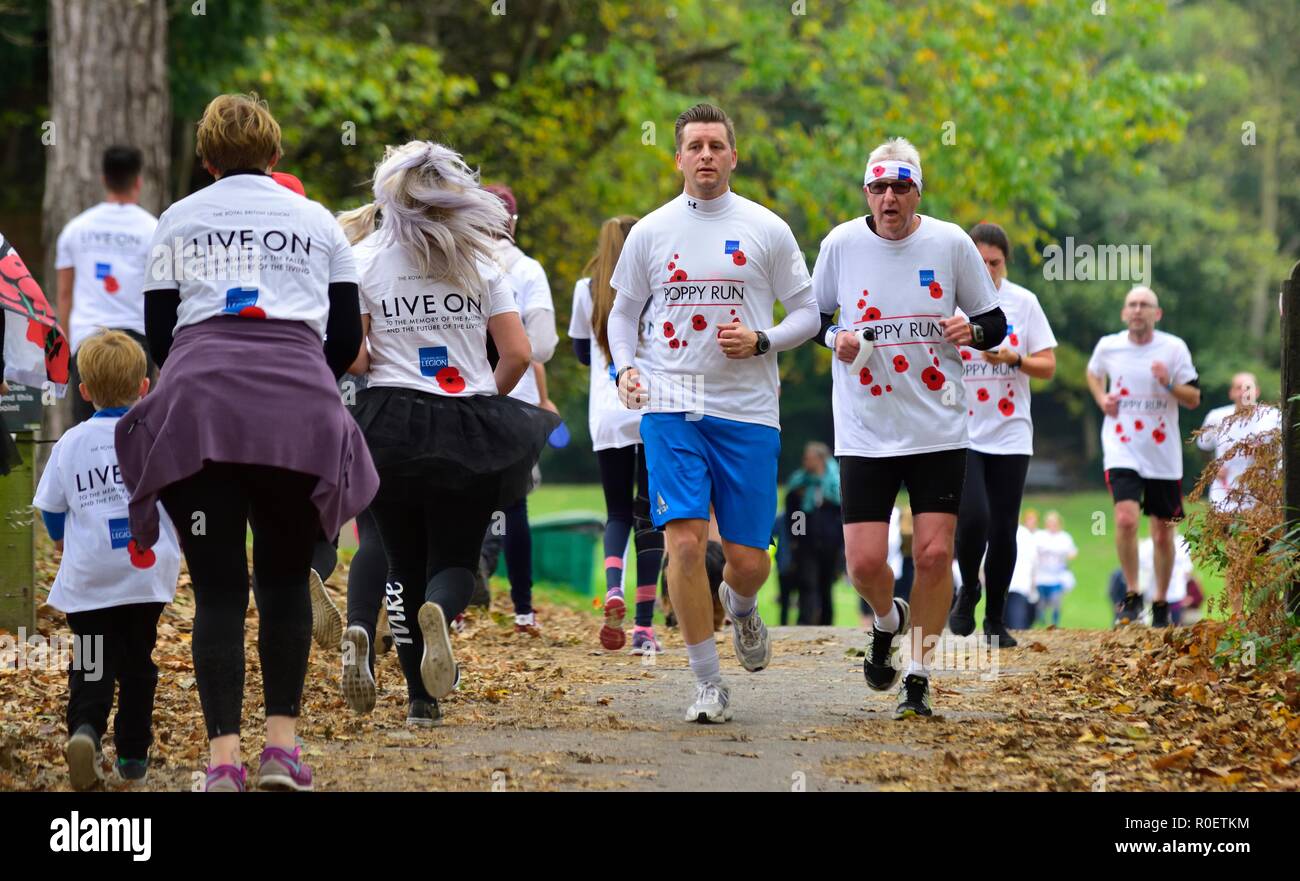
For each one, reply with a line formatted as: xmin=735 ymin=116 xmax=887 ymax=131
xmin=608 ymin=103 xmax=818 ymax=723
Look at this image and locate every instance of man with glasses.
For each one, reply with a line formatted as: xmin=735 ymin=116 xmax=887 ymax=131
xmin=1086 ymin=285 xmax=1200 ymax=627
xmin=811 ymin=137 xmax=1007 ymax=718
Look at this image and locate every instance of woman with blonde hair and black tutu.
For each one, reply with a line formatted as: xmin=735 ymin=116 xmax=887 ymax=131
xmin=344 ymin=141 xmax=558 ymax=725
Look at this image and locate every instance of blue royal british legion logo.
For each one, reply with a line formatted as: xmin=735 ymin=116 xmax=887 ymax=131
xmin=418 ymin=346 xmax=449 ymax=377
xmin=108 ymin=517 xmax=132 ymax=550
xmin=94 ymin=262 xmax=112 ymax=280
xmin=919 ymin=269 xmax=935 ymax=286
xmin=224 ymin=287 xmax=259 ymax=313
xmin=724 ymin=240 xmax=741 ymax=254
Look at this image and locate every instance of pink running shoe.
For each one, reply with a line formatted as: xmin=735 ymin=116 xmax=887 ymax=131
xmin=204 ymin=764 xmax=248 ymax=792
xmin=257 ymin=746 xmax=314 ymax=791
xmin=600 ymin=594 xmax=627 ymax=651
xmin=630 ymin=628 xmax=663 ymax=655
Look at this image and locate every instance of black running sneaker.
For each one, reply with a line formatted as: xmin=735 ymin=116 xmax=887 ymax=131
xmin=982 ymin=619 xmax=1018 ymax=648
xmin=407 ymin=699 xmax=441 ymax=727
xmin=894 ymin=674 xmax=933 ymax=719
xmin=864 ymin=598 xmax=910 ymax=691
xmin=1115 ymin=592 xmax=1144 ymax=627
xmin=1150 ymin=600 xmax=1170 ymax=628
xmin=115 ymin=756 xmax=149 ymax=782
xmin=948 ymin=586 xmax=979 ymax=637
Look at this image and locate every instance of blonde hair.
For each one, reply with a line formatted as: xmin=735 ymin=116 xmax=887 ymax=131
xmin=369 ymin=141 xmax=507 ymax=297
xmin=582 ymin=215 xmax=637 ymax=363
xmin=337 ymin=202 xmax=381 ymax=245
xmin=867 ymin=137 xmax=922 ymax=174
xmin=77 ymin=330 xmax=146 ymax=409
xmin=196 ymin=93 xmax=282 ymax=175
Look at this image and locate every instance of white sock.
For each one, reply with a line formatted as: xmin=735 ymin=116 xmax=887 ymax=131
xmin=721 ymin=581 xmax=757 ymax=618
xmin=685 ymin=638 xmax=722 ymax=686
xmin=904 ymin=659 xmax=929 ymax=679
xmin=872 ymin=601 xmax=900 ymax=633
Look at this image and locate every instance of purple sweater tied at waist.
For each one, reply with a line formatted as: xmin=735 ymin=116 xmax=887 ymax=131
xmin=114 ymin=315 xmax=379 ymax=549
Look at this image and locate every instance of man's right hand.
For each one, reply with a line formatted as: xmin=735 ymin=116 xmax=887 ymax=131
xmin=617 ymin=366 xmax=648 ymax=410
xmin=1099 ymin=391 xmax=1120 ymax=418
xmin=833 ymin=330 xmax=860 ymax=363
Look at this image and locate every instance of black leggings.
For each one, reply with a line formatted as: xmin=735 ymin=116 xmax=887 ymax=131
xmin=344 ymin=508 xmax=388 ymax=674
xmin=479 ymin=498 xmax=534 ymax=614
xmin=954 ymin=451 xmax=1030 ymax=626
xmin=369 ymin=475 xmax=502 ymax=703
xmin=596 ymin=445 xmax=665 ymax=627
xmin=65 ymin=602 xmax=164 ymax=760
xmin=159 ymin=462 xmax=320 ymax=739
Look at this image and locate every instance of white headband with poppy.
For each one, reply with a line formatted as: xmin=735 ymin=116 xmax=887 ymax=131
xmin=864 ymin=160 xmax=923 ymax=193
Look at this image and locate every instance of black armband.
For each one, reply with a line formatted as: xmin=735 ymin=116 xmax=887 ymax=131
xmin=323 ymin=282 xmax=362 ymax=380
xmin=573 ymin=337 xmax=591 ymax=366
xmin=816 ymin=312 xmax=839 ymax=349
xmin=145 ymin=289 xmax=181 ymax=368
xmin=968 ymin=307 xmax=1007 ymax=351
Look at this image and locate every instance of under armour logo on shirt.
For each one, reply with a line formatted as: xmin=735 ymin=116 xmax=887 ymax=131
xmin=687 ymin=200 xmax=697 ymax=209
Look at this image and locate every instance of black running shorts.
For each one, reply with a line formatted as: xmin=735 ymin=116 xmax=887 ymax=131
xmin=1104 ymin=468 xmax=1184 ymax=520
xmin=840 ymin=449 xmax=968 ymax=523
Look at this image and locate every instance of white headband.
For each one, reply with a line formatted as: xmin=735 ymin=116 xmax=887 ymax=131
xmin=864 ymin=160 xmax=923 ymax=193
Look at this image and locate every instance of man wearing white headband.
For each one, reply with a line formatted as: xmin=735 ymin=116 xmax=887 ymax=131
xmin=810 ymin=137 xmax=1007 ymax=719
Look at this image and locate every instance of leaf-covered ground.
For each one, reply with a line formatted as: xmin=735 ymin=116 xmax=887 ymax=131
xmin=2 ymin=545 xmax=1298 ymax=791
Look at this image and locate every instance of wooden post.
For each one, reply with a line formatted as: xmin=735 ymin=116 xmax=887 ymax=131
xmin=1284 ymin=260 xmax=1300 ymax=618
xmin=0 ymin=432 xmax=36 ymax=635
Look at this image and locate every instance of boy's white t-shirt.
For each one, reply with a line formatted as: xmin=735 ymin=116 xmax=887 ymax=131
xmin=1034 ymin=529 xmax=1077 ymax=589
xmin=358 ymin=241 xmax=516 ymax=397
xmin=142 ymin=174 xmax=358 ymax=339
xmin=1138 ymin=534 xmax=1193 ymax=604
xmin=959 ymin=279 xmax=1057 ymax=456
xmin=493 ymin=241 xmax=554 ymax=406
xmin=1196 ymin=403 xmax=1281 ymax=511
xmin=609 ymin=190 xmax=812 ymax=430
xmin=1007 ymin=525 xmax=1039 ymax=600
xmin=1086 ymin=330 xmax=1198 ymax=480
xmin=569 ymin=277 xmax=646 ymax=450
xmin=32 ymin=415 xmax=181 ymax=613
xmin=812 ymin=215 xmax=1002 ymax=457
xmin=55 ymin=202 xmax=157 ymax=352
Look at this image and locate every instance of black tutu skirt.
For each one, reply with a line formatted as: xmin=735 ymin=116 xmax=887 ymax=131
xmin=351 ymin=385 xmax=560 ymax=509
xmin=0 ymin=413 xmax=20 ymax=477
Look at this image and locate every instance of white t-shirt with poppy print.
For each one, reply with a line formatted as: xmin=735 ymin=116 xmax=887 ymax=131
xmin=142 ymin=173 xmax=358 ymax=339
xmin=33 ymin=415 xmax=181 ymax=613
xmin=493 ymin=240 xmax=553 ymax=406
xmin=609 ymin=189 xmax=812 ymax=430
xmin=959 ymin=278 xmax=1057 ymax=456
xmin=569 ymin=277 xmax=648 ymax=451
xmin=1087 ymin=330 xmax=1198 ymax=480
xmin=358 ymin=240 xmax=517 ymax=397
xmin=55 ymin=202 xmax=157 ymax=352
xmin=811 ymin=214 xmax=1002 ymax=457
xmin=1196 ymin=403 xmax=1281 ymax=511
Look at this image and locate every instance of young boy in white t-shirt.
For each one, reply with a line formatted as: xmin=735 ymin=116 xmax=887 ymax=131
xmin=33 ymin=330 xmax=181 ymax=790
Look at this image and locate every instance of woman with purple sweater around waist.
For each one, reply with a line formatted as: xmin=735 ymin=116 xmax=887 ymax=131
xmin=115 ymin=93 xmax=378 ymax=792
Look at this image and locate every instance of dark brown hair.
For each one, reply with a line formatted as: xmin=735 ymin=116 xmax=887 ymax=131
xmin=674 ymin=103 xmax=736 ymax=151
xmin=969 ymin=222 xmax=1011 ymax=261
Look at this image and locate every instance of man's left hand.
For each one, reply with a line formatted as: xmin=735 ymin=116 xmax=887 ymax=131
xmin=941 ymin=315 xmax=972 ymax=347
xmin=716 ymin=322 xmax=758 ymax=359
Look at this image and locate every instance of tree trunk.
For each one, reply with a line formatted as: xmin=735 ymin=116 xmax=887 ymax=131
xmin=41 ymin=0 xmax=170 ymax=437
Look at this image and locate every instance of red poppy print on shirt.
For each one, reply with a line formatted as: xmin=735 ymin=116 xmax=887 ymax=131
xmin=893 ymin=355 xmax=909 ymax=372
xmin=862 ymin=307 xmax=881 ymax=322
xmin=921 ymin=366 xmax=945 ymax=391
xmin=732 ymin=250 xmax=747 ymax=266
xmin=103 ymin=276 xmax=120 ymax=294
xmin=960 ymin=350 xmax=972 ymax=361
xmin=663 ymin=321 xmax=675 ymax=339
xmin=859 ymin=368 xmax=873 ymax=386
xmin=1008 ymin=333 xmax=1019 ymax=347
xmin=435 ymin=367 xmax=466 ymax=394
xmin=238 ymin=306 xmax=266 ymax=319
xmin=998 ymin=398 xmax=1015 ymax=417
xmin=976 ymin=388 xmax=990 ymax=402
xmin=928 ymin=281 xmax=943 ymax=299
xmin=691 ymin=314 xmax=707 ymax=332
xmin=127 ymin=539 xmax=156 ymax=569
xmin=669 ymin=269 xmax=688 ymax=282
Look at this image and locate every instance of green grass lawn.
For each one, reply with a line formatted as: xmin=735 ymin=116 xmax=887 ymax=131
xmin=517 ymin=484 xmax=1225 ymax=631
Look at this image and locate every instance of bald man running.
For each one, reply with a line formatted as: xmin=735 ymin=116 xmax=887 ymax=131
xmin=1086 ymin=286 xmax=1200 ymax=628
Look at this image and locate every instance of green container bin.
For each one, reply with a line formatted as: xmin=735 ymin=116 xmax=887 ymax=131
xmin=494 ymin=511 xmax=605 ymax=595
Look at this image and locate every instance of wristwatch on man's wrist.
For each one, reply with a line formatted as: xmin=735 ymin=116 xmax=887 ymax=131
xmin=969 ymin=322 xmax=985 ymax=346
xmin=754 ymin=330 xmax=771 ymax=355
xmin=615 ymin=366 xmax=633 ymax=385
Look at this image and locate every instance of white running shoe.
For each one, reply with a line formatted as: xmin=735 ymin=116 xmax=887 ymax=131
xmin=417 ymin=603 xmax=458 ymax=699
xmin=309 ymin=568 xmax=343 ymax=650
xmin=721 ymin=584 xmax=771 ymax=672
xmin=685 ymin=681 xmax=733 ymax=724
xmin=340 ymin=625 xmax=376 ymax=714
